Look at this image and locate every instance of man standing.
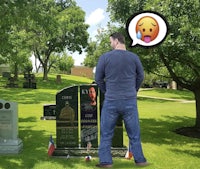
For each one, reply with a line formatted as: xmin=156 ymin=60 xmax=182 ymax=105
xmin=95 ymin=32 xmax=148 ymax=168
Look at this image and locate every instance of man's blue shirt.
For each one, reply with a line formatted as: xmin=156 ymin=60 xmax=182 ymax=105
xmin=95 ymin=49 xmax=144 ymax=100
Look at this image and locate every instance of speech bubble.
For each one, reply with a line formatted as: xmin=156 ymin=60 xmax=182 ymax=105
xmin=126 ymin=11 xmax=168 ymax=47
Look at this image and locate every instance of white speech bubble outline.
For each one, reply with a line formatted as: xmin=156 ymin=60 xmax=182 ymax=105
xmin=128 ymin=12 xmax=168 ymax=46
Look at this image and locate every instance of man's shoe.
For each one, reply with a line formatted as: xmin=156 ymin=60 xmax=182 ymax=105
xmin=135 ymin=162 xmax=150 ymax=166
xmin=96 ymin=163 xmax=112 ymax=168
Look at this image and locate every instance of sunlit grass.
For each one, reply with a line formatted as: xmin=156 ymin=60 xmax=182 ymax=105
xmin=139 ymin=88 xmax=194 ymax=100
xmin=0 ymin=74 xmax=199 ymax=169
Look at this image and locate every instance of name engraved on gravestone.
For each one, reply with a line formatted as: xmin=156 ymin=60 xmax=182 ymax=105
xmin=0 ymin=101 xmax=15 ymax=140
xmin=56 ymin=86 xmax=78 ymax=147
xmin=56 ymin=127 xmax=78 ymax=146
xmin=0 ymin=111 xmax=12 ymax=139
xmin=80 ymin=85 xmax=98 ymax=148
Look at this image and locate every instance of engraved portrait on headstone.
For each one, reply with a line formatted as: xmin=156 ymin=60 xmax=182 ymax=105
xmin=59 ymin=101 xmax=75 ymax=125
xmin=80 ymin=85 xmax=98 ymax=148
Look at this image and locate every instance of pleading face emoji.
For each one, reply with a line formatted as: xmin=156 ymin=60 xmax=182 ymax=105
xmin=136 ymin=16 xmax=159 ymax=43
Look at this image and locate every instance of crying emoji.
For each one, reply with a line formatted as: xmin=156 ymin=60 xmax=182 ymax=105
xmin=136 ymin=16 xmax=159 ymax=43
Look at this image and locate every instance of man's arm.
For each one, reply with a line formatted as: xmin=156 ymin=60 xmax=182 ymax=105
xmin=135 ymin=56 xmax=144 ymax=91
xmin=95 ymin=55 xmax=106 ymax=93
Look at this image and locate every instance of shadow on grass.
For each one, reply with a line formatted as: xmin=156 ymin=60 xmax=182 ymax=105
xmin=35 ymin=76 xmax=93 ymax=90
xmin=171 ymin=147 xmax=200 ymax=158
xmin=0 ymin=128 xmax=47 ymax=169
xmin=0 ymin=75 xmax=93 ymax=104
xmin=0 ymin=117 xmax=78 ymax=169
xmin=139 ymin=115 xmax=200 ymax=158
xmin=19 ymin=116 xmax=37 ymax=123
xmin=0 ymin=115 xmax=199 ymax=169
xmin=143 ymin=88 xmax=194 ymax=100
xmin=0 ymin=85 xmax=199 ymax=168
xmin=0 ymin=88 xmax=55 ymax=104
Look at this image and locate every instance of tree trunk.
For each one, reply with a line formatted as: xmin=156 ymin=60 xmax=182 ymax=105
xmin=43 ymin=63 xmax=48 ymax=81
xmin=35 ymin=56 xmax=41 ymax=73
xmin=36 ymin=63 xmax=41 ymax=73
xmin=194 ymin=89 xmax=200 ymax=128
xmin=14 ymin=62 xmax=18 ymax=80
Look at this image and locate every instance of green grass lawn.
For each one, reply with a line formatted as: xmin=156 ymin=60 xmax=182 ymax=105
xmin=138 ymin=88 xmax=194 ymax=100
xmin=0 ymin=74 xmax=199 ymax=169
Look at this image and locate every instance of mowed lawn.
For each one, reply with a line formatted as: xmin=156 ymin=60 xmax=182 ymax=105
xmin=0 ymin=74 xmax=199 ymax=169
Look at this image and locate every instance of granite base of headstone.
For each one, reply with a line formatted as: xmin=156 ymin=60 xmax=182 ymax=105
xmin=0 ymin=100 xmax=23 ymax=154
xmin=52 ymin=147 xmax=126 ymax=157
xmin=0 ymin=138 xmax=23 ymax=154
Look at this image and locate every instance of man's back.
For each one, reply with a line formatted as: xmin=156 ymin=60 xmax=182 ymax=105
xmin=95 ymin=49 xmax=144 ymax=100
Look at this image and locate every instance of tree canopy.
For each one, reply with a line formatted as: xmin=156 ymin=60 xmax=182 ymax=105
xmin=0 ymin=0 xmax=89 ymax=80
xmin=107 ymin=0 xmax=200 ymax=129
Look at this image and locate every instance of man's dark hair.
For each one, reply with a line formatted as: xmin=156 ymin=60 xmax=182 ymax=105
xmin=110 ymin=32 xmax=125 ymax=44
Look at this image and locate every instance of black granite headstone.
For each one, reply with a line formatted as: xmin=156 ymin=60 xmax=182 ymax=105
xmin=6 ymin=76 xmax=18 ymax=88
xmin=23 ymin=73 xmax=36 ymax=89
xmin=40 ymin=104 xmax=56 ymax=120
xmin=44 ymin=104 xmax=56 ymax=116
xmin=80 ymin=85 xmax=98 ymax=148
xmin=56 ymin=86 xmax=78 ymax=148
xmin=53 ymin=85 xmax=127 ymax=157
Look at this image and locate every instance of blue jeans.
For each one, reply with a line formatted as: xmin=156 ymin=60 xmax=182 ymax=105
xmin=98 ymin=98 xmax=146 ymax=164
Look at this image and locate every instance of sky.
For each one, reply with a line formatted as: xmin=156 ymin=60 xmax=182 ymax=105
xmin=72 ymin=0 xmax=110 ymax=66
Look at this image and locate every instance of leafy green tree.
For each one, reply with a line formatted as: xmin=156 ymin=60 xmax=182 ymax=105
xmin=27 ymin=0 xmax=89 ymax=80
xmin=56 ymin=53 xmax=74 ymax=74
xmin=84 ymin=41 xmax=98 ymax=67
xmin=84 ymin=26 xmax=117 ymax=67
xmin=0 ymin=0 xmax=35 ymax=49
xmin=0 ymin=0 xmax=89 ymax=80
xmin=107 ymin=0 xmax=200 ymax=130
xmin=6 ymin=27 xmax=31 ymax=78
xmin=0 ymin=1 xmax=33 ymax=77
xmin=0 ymin=55 xmax=7 ymax=65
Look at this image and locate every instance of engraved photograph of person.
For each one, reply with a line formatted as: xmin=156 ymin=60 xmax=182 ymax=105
xmin=59 ymin=101 xmax=75 ymax=125
xmin=81 ymin=86 xmax=97 ymax=119
xmin=88 ymin=86 xmax=97 ymax=106
xmin=80 ymin=86 xmax=98 ymax=147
